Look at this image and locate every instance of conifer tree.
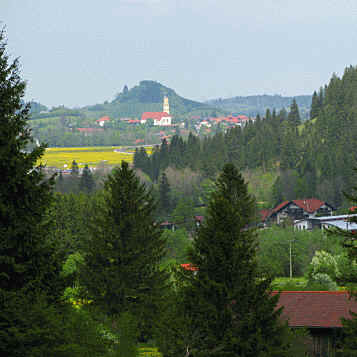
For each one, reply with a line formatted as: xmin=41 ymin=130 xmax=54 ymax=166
xmin=0 ymin=29 xmax=74 ymax=355
xmin=158 ymin=171 xmax=171 ymax=215
xmin=287 ymin=98 xmax=301 ymax=127
xmin=79 ymin=164 xmax=95 ymax=193
xmin=80 ymin=161 xmax=167 ymax=330
xmin=183 ymin=163 xmax=289 ymax=357
xmin=0 ymin=29 xmax=57 ymax=298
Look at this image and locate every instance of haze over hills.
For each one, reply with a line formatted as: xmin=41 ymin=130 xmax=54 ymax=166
xmin=30 ymin=81 xmax=312 ymax=121
xmin=206 ymin=94 xmax=312 ymax=119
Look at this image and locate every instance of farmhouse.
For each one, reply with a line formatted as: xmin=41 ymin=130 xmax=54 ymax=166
xmin=276 ymin=291 xmax=357 ymax=357
xmin=294 ymin=214 xmax=357 ymax=231
xmin=77 ymin=128 xmax=104 ymax=136
xmin=141 ymin=96 xmax=172 ymax=126
xmin=141 ymin=112 xmax=172 ymax=126
xmin=95 ymin=116 xmax=110 ymax=126
xmin=267 ymin=199 xmax=334 ymax=225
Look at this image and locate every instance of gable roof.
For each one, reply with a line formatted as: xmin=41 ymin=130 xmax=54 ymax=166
xmin=260 ymin=209 xmax=272 ymax=221
xmin=181 ymin=263 xmax=198 ymax=271
xmin=141 ymin=112 xmax=171 ymax=121
xmin=96 ymin=116 xmax=110 ymax=122
xmin=293 ymin=199 xmax=326 ymax=213
xmin=275 ymin=291 xmax=357 ymax=328
xmin=271 ymin=199 xmax=330 ymax=216
xmin=271 ymin=200 xmax=290 ymax=214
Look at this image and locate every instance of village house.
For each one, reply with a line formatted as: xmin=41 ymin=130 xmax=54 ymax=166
xmin=265 ymin=199 xmax=334 ymax=226
xmin=95 ymin=116 xmax=110 ymax=127
xmin=141 ymin=112 xmax=172 ymax=126
xmin=294 ymin=214 xmax=357 ymax=231
xmin=141 ymin=96 xmax=172 ymax=126
xmin=276 ymin=291 xmax=357 ymax=357
xmin=77 ymin=128 xmax=104 ymax=136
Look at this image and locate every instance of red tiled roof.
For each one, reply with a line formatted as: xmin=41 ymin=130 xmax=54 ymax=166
xmin=271 ymin=201 xmax=290 ymax=214
xmin=275 ymin=291 xmax=357 ymax=328
xmin=271 ymin=199 xmax=327 ymax=215
xmin=96 ymin=116 xmax=110 ymax=122
xmin=181 ymin=263 xmax=198 ymax=271
xmin=293 ymin=199 xmax=325 ymax=213
xmin=260 ymin=209 xmax=272 ymax=221
xmin=141 ymin=112 xmax=171 ymax=121
xmin=128 ymin=119 xmax=140 ymax=123
xmin=77 ymin=128 xmax=104 ymax=133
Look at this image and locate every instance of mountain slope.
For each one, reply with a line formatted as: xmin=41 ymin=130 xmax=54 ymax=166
xmin=84 ymin=80 xmax=215 ymax=118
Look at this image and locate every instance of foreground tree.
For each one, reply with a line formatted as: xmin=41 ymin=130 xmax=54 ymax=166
xmin=183 ymin=163 xmax=290 ymax=357
xmin=80 ymin=161 xmax=168 ymax=337
xmin=0 ymin=29 xmax=109 ymax=356
xmin=79 ymin=164 xmax=96 ymax=193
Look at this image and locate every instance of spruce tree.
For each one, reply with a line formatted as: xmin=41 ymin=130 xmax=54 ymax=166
xmin=158 ymin=171 xmax=171 ymax=215
xmin=183 ymin=164 xmax=289 ymax=357
xmin=79 ymin=164 xmax=95 ymax=193
xmin=0 ymin=29 xmax=56 ymax=297
xmin=0 ymin=29 xmax=69 ymax=355
xmin=287 ymin=98 xmax=301 ymax=127
xmin=80 ymin=161 xmax=167 ymax=330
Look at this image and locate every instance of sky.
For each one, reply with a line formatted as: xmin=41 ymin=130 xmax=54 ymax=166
xmin=2 ymin=0 xmax=357 ymax=108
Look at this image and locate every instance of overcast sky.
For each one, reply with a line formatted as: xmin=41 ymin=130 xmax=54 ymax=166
xmin=3 ymin=0 xmax=357 ymax=108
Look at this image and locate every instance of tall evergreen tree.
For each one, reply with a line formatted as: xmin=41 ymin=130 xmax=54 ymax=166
xmin=79 ymin=164 xmax=95 ymax=193
xmin=0 ymin=29 xmax=80 ymax=355
xmin=183 ymin=164 xmax=289 ymax=357
xmin=287 ymin=98 xmax=301 ymax=127
xmin=80 ymin=161 xmax=167 ymax=331
xmin=158 ymin=172 xmax=171 ymax=216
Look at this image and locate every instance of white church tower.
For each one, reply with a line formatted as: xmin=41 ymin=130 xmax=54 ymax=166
xmin=163 ymin=96 xmax=170 ymax=114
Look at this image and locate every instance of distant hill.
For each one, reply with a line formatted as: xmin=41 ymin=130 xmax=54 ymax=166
xmin=84 ymin=80 xmax=218 ymax=119
xmin=206 ymin=94 xmax=312 ymax=119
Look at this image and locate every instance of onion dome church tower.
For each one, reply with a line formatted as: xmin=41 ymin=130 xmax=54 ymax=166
xmin=163 ymin=96 xmax=170 ymax=114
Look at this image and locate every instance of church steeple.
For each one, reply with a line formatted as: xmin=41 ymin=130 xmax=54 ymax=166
xmin=163 ymin=96 xmax=170 ymax=114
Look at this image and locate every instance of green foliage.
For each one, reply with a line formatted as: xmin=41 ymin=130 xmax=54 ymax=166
xmin=79 ymin=164 xmax=96 ymax=193
xmin=117 ymin=312 xmax=139 ymax=357
xmin=182 ymin=164 xmax=290 ymax=357
xmin=162 ymin=228 xmax=191 ymax=263
xmin=257 ymin=226 xmax=343 ymax=278
xmin=306 ymin=250 xmax=339 ymax=282
xmin=80 ymin=161 xmax=168 ymax=336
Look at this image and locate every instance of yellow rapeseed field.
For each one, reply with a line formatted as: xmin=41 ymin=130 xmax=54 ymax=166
xmin=38 ymin=146 xmax=151 ymax=168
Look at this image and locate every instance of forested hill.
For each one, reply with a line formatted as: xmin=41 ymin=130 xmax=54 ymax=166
xmin=134 ymin=65 xmax=357 ymax=209
xmin=84 ymin=80 xmax=217 ymax=119
xmin=206 ymin=94 xmax=312 ymax=119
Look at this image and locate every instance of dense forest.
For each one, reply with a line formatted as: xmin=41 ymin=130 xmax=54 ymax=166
xmin=133 ymin=66 xmax=357 ymax=209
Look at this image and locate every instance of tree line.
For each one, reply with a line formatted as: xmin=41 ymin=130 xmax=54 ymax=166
xmin=135 ymin=66 xmax=357 ymax=209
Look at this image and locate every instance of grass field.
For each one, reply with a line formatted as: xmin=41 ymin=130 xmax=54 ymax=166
xmin=38 ymin=146 xmax=145 ymax=168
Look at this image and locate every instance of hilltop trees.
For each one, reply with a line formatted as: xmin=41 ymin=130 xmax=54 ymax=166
xmin=181 ymin=164 xmax=289 ymax=356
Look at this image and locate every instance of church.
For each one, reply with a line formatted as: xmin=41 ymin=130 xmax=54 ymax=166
xmin=141 ymin=96 xmax=172 ymax=126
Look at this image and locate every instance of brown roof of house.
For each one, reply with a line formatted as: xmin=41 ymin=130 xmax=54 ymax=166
xmin=293 ymin=199 xmax=325 ymax=213
xmin=271 ymin=198 xmax=328 ymax=216
xmin=275 ymin=291 xmax=357 ymax=328
xmin=260 ymin=209 xmax=272 ymax=221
